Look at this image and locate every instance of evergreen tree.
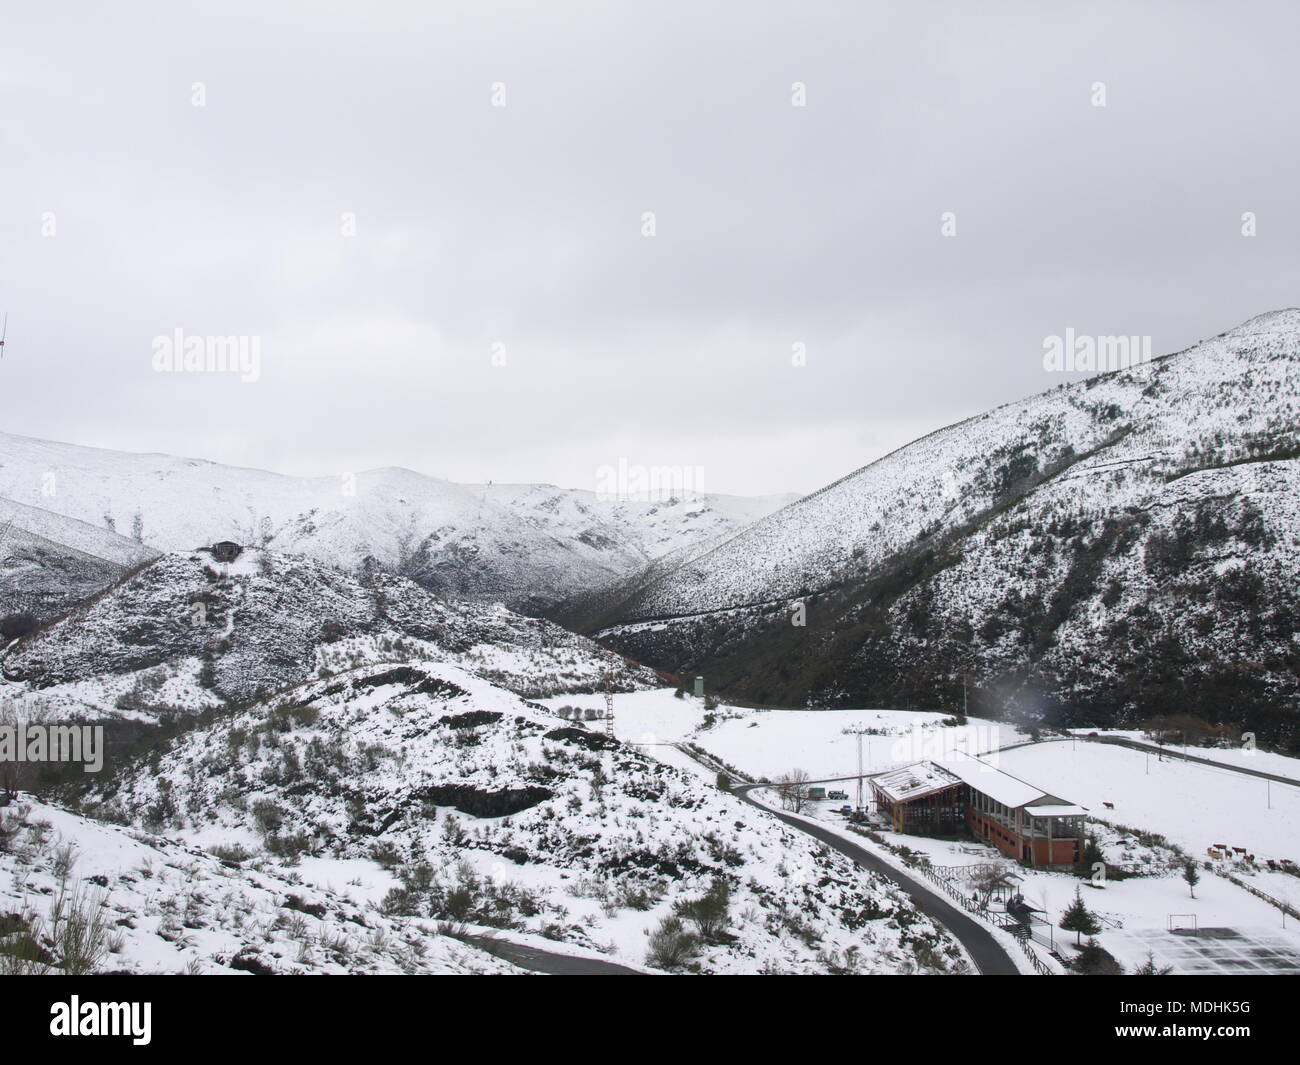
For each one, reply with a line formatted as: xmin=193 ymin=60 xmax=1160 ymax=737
xmin=1077 ymin=835 xmax=1106 ymax=878
xmin=1134 ymin=951 xmax=1173 ymax=975
xmin=1059 ymin=886 xmax=1102 ymax=944
xmin=1073 ymin=937 xmax=1124 ymax=974
xmin=1183 ymin=860 xmax=1200 ymax=898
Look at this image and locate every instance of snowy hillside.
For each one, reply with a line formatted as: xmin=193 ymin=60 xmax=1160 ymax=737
xmin=0 ymin=497 xmax=158 ymax=620
xmin=1 ymin=548 xmax=659 ymax=719
xmin=72 ymin=661 xmax=968 ymax=975
xmin=589 ymin=311 xmax=1300 ymax=746
xmin=0 ymin=795 xmax=524 ymax=974
xmin=0 ymin=432 xmax=789 ymax=613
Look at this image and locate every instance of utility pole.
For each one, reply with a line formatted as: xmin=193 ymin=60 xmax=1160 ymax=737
xmin=843 ymin=726 xmax=868 ymax=814
xmin=603 ymin=667 xmax=615 ymax=735
xmin=856 ymin=732 xmax=863 ymax=812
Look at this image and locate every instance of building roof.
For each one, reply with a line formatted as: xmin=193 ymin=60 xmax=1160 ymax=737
xmin=934 ymin=755 xmax=1086 ymax=816
xmin=870 ymin=761 xmax=961 ymax=803
xmin=869 ymin=755 xmax=1086 ymax=817
xmin=1025 ymin=803 xmax=1088 ymax=817
xmin=938 ymin=756 xmax=1043 ymax=808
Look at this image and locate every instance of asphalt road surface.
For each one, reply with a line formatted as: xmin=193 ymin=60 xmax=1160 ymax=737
xmin=733 ymin=784 xmax=1020 ymax=975
xmin=461 ymin=934 xmax=645 ymax=975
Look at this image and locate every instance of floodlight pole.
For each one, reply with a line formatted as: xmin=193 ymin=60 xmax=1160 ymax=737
xmin=857 ymin=732 xmax=864 ymax=812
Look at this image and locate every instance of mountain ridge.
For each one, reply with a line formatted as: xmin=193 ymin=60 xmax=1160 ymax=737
xmin=0 ymin=429 xmax=793 ymax=613
xmin=582 ymin=310 xmax=1300 ymax=748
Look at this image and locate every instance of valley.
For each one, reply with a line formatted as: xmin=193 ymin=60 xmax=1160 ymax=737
xmin=2 ymin=311 xmax=1298 ymax=978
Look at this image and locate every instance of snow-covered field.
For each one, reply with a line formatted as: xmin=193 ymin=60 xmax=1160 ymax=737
xmin=701 ymin=708 xmax=1018 ymax=781
xmin=1073 ymin=729 xmax=1300 ymax=781
xmin=538 ymin=689 xmax=1020 ymax=782
xmin=999 ymin=740 xmax=1300 ymax=861
xmin=587 ymin=691 xmax=1300 ymax=975
xmin=762 ymin=786 xmax=1300 ymax=975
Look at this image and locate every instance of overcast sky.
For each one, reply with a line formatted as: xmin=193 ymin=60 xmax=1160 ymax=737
xmin=1 ymin=1 xmax=1298 ymax=497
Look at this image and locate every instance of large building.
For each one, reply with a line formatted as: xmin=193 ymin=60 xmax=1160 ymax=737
xmin=870 ymin=756 xmax=1087 ymax=869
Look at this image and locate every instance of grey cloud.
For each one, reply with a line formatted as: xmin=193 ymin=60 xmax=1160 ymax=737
xmin=1 ymin=1 xmax=1297 ymax=495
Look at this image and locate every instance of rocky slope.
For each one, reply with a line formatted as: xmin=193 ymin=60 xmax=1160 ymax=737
xmin=0 ymin=498 xmax=158 ymax=621
xmin=76 ymin=660 xmax=967 ymax=974
xmin=0 ymin=547 xmax=660 ymax=721
xmin=0 ymin=794 xmax=523 ymax=974
xmin=586 ymin=311 xmax=1300 ymax=749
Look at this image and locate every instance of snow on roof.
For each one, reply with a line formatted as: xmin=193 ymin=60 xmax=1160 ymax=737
xmin=872 ymin=754 xmax=1084 ymax=814
xmin=1026 ymin=803 xmax=1088 ymax=817
xmin=871 ymin=761 xmax=961 ymax=803
xmin=937 ymin=754 xmax=1073 ymax=811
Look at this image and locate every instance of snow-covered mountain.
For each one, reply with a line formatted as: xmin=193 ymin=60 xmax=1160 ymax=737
xmin=586 ymin=311 xmax=1300 ymax=748
xmin=0 ymin=497 xmax=158 ymax=621
xmin=1 ymin=547 xmax=660 ymax=720
xmin=0 ymin=432 xmax=791 ymax=614
xmin=68 ymin=660 xmax=966 ymax=974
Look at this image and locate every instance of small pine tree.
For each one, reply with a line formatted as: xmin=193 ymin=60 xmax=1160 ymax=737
xmin=1059 ymin=887 xmax=1102 ymax=945
xmin=1134 ymin=951 xmax=1173 ymax=975
xmin=1077 ymin=835 xmax=1106 ymax=880
xmin=1072 ymin=937 xmax=1124 ymax=975
xmin=1183 ymin=860 xmax=1200 ymax=898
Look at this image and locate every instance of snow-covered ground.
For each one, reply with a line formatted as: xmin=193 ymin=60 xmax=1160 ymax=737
xmin=767 ymin=789 xmax=1300 ymax=975
xmin=584 ymin=691 xmax=1300 ymax=975
xmin=538 ymin=689 xmax=1020 ymax=782
xmin=1070 ymin=729 xmax=1300 ymax=781
xmin=0 ymin=796 xmax=524 ymax=975
xmin=998 ymin=740 xmax=1300 ymax=861
xmin=73 ymin=663 xmax=968 ymax=975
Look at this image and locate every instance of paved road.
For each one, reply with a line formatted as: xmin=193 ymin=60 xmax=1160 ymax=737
xmin=732 ymin=783 xmax=1020 ymax=975
xmin=461 ymin=934 xmax=644 ymax=975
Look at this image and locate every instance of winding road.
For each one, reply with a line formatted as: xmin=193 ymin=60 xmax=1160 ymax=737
xmin=461 ymin=934 xmax=645 ymax=975
xmin=729 ymin=781 xmax=1020 ymax=975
